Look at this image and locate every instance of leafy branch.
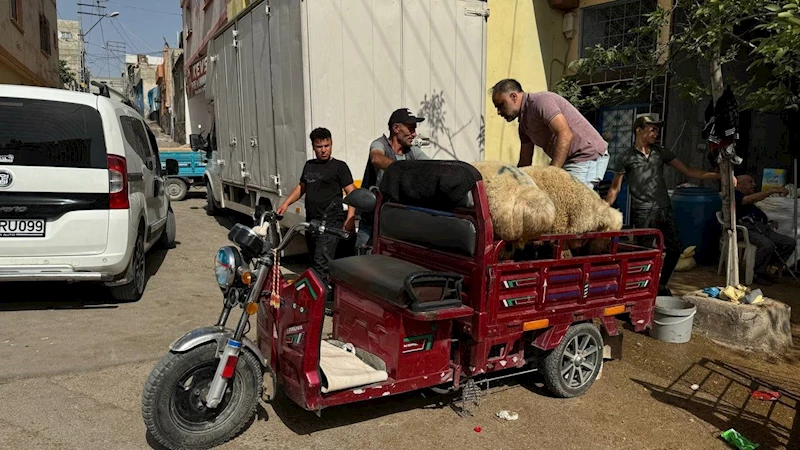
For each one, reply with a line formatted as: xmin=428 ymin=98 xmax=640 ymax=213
xmin=554 ymin=0 xmax=800 ymax=114
xmin=59 ymin=59 xmax=77 ymax=86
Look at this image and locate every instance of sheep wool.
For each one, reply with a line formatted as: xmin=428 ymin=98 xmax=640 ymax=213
xmin=521 ymin=165 xmax=623 ymax=253
xmin=520 ymin=166 xmax=623 ymax=234
xmin=470 ymin=161 xmax=556 ymax=244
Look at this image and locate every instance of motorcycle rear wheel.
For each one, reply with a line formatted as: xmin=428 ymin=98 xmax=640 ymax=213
xmin=141 ymin=343 xmax=263 ymax=450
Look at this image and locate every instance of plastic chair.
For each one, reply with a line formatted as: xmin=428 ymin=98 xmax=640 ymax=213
xmin=715 ymin=211 xmax=756 ymax=285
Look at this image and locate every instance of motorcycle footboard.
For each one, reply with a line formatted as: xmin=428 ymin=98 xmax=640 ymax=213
xmin=402 ymin=272 xmax=464 ymax=313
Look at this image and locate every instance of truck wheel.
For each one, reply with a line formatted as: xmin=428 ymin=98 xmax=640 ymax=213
xmin=540 ymin=323 xmax=603 ymax=398
xmin=206 ymin=185 xmax=220 ymax=216
xmin=165 ymin=178 xmax=188 ymax=202
xmin=109 ymin=231 xmax=146 ymax=302
xmin=142 ymin=343 xmax=263 ymax=450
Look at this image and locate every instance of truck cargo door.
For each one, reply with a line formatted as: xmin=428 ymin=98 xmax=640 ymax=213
xmin=218 ymin=26 xmax=245 ymax=185
xmin=401 ymin=0 xmax=487 ymax=163
xmin=269 ymin=0 xmax=307 ymax=197
xmin=236 ymin=12 xmax=271 ymax=191
xmin=250 ymin=4 xmax=279 ymax=193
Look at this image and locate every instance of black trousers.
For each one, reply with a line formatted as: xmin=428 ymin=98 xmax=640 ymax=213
xmin=631 ymin=207 xmax=682 ymax=288
xmin=304 ymin=217 xmax=344 ymax=288
xmin=743 ymin=220 xmax=796 ymax=275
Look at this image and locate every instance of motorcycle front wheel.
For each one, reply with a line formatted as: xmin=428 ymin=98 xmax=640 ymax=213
xmin=141 ymin=343 xmax=263 ymax=450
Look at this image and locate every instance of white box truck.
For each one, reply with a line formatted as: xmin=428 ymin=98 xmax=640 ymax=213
xmin=195 ymin=0 xmax=488 ymax=240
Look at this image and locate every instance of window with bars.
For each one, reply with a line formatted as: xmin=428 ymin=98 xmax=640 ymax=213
xmin=40 ymin=14 xmax=51 ymax=56
xmin=580 ymin=0 xmax=658 ymax=64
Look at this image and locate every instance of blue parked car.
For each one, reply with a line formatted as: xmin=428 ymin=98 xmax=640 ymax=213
xmin=160 ymin=151 xmax=207 ymax=201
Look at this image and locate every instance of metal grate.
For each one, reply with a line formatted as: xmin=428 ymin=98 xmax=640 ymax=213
xmin=580 ymin=0 xmax=658 ymax=64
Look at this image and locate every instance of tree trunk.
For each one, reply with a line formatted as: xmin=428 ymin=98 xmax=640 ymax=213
xmin=710 ymin=45 xmax=740 ymax=287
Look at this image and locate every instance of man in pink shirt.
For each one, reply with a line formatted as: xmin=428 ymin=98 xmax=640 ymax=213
xmin=491 ymin=79 xmax=610 ymax=189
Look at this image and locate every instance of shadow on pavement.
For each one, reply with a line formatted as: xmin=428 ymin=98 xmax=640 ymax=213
xmin=0 ymin=248 xmax=170 ymax=311
xmin=264 ymin=366 xmax=552 ymax=437
xmin=633 ymin=358 xmax=799 ymax=449
xmin=213 ymin=214 xmax=239 ymax=231
xmin=144 ymin=403 xmax=269 ymax=450
xmin=182 ymin=189 xmax=207 ymax=201
xmin=266 ymin=388 xmax=457 ymax=437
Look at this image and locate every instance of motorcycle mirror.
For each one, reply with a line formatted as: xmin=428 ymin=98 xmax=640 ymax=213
xmin=344 ymin=188 xmax=377 ymax=212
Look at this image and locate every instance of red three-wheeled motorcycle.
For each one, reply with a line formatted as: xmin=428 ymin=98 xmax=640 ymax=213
xmin=141 ymin=160 xmax=663 ymax=450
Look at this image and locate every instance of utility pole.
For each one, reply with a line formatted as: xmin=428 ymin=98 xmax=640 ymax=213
xmin=77 ymin=0 xmax=120 ymax=84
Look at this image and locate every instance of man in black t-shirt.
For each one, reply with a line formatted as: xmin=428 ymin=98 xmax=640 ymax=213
xmin=735 ymin=174 xmax=795 ymax=285
xmin=606 ymin=115 xmax=723 ymax=295
xmin=277 ymin=128 xmax=356 ymax=286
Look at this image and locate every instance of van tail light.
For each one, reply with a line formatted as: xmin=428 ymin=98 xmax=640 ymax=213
xmin=108 ymin=155 xmax=129 ymax=210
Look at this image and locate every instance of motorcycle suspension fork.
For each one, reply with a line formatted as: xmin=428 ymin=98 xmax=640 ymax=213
xmin=215 ymin=306 xmax=231 ymax=327
xmin=206 ymin=263 xmax=270 ymax=408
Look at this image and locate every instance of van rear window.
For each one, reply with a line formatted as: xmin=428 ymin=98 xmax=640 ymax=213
xmin=0 ymin=97 xmax=107 ymax=169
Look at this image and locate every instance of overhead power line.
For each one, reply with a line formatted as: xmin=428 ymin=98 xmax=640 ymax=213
xmin=106 ymin=1 xmax=181 ymax=16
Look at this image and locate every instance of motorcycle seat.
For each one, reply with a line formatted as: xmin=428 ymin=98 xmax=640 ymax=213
xmin=329 ymin=254 xmax=463 ymax=312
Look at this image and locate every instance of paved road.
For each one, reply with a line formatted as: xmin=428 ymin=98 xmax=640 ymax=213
xmin=1 ymin=195 xmax=796 ymax=449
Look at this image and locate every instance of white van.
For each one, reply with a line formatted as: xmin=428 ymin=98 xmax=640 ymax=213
xmin=0 ymin=85 xmax=176 ymax=301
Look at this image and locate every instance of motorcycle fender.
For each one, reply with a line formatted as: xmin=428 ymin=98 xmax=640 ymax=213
xmin=169 ymin=326 xmax=266 ymax=367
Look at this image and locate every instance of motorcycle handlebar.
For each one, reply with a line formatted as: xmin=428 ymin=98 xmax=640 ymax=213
xmin=267 ymin=220 xmax=349 ymax=258
xmin=273 ymin=222 xmax=309 ymax=254
xmin=256 ymin=209 xmax=283 ymax=229
xmin=323 ymin=226 xmax=350 ymax=240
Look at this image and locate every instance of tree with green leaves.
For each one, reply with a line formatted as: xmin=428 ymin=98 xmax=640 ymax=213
xmin=59 ymin=59 xmax=77 ymax=87
xmin=558 ymin=1 xmax=800 ymax=114
xmin=556 ymin=0 xmax=800 ymax=286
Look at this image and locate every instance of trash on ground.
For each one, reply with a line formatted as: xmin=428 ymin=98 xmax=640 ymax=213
xmin=690 ymin=384 xmax=700 ymax=391
xmin=495 ymin=410 xmax=519 ymax=421
xmin=720 ymin=428 xmax=759 ymax=450
xmin=473 ymin=426 xmax=482 ymax=433
xmin=751 ymin=390 xmax=780 ymax=401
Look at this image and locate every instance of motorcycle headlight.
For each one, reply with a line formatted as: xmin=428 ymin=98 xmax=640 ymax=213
xmin=215 ymin=246 xmax=243 ymax=289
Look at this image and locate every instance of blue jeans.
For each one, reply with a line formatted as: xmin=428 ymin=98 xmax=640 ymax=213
xmin=562 ymin=152 xmax=610 ymax=189
xmin=356 ymin=222 xmax=373 ymax=249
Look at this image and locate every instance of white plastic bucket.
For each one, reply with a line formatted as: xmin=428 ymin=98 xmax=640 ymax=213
xmin=649 ymin=296 xmax=697 ymax=344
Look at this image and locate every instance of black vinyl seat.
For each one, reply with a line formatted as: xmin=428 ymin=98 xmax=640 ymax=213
xmin=379 ymin=204 xmax=477 ymax=257
xmin=329 ymin=254 xmax=463 ymax=312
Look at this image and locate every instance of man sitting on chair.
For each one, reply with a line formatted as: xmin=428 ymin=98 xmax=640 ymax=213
xmin=735 ymin=174 xmax=796 ymax=286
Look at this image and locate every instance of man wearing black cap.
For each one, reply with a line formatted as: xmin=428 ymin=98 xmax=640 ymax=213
xmin=606 ymin=114 xmax=723 ymax=296
xmin=356 ymin=108 xmax=431 ymax=249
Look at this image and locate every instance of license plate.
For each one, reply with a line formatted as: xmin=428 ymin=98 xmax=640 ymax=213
xmin=0 ymin=219 xmax=46 ymax=237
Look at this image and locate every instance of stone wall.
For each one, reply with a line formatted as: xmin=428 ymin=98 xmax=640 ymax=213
xmin=0 ymin=0 xmax=60 ymax=87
